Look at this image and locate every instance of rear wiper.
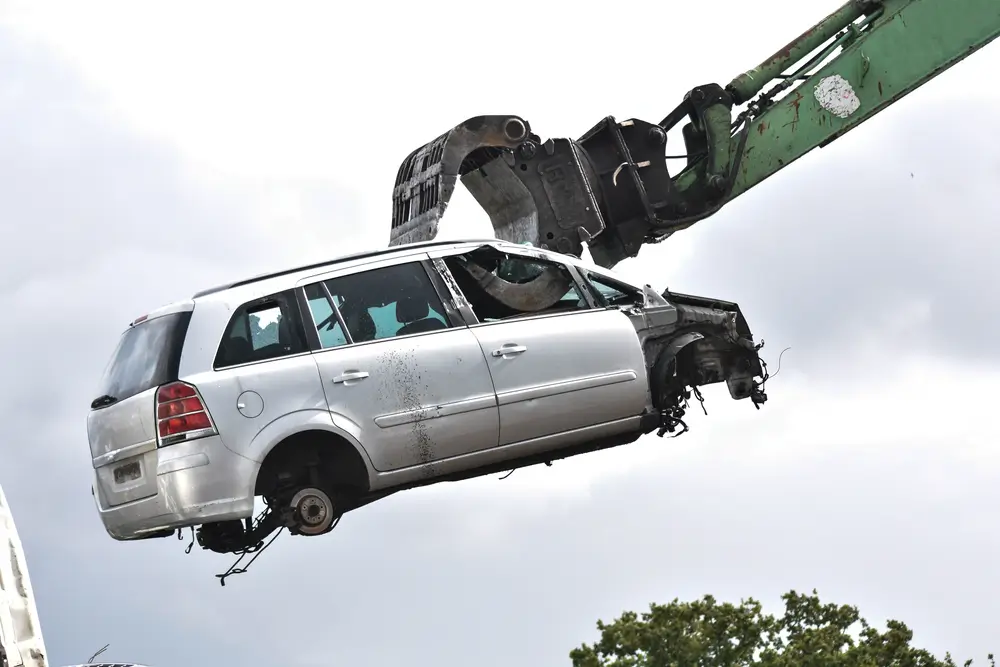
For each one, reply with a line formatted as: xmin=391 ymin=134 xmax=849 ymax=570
xmin=90 ymin=394 xmax=118 ymax=409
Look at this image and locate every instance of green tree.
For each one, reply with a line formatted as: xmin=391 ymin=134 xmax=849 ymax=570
xmin=570 ymin=590 xmax=992 ymax=667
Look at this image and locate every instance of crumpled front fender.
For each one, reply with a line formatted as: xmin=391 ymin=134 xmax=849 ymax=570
xmin=635 ymin=288 xmax=768 ymax=436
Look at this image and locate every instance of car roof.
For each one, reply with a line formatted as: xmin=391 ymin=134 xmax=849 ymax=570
xmin=190 ymin=238 xmax=506 ymax=299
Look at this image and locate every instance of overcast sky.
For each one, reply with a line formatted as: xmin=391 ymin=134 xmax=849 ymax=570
xmin=1 ymin=2 xmax=999 ymax=666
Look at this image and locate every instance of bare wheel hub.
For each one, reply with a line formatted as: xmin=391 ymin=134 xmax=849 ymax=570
xmin=290 ymin=487 xmax=335 ymax=536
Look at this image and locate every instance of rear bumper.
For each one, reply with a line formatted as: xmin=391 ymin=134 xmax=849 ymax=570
xmin=93 ymin=435 xmax=257 ymax=540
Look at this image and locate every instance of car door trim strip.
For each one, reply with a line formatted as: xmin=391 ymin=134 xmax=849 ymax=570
xmin=496 ymin=370 xmax=638 ymax=407
xmin=373 ymin=393 xmax=498 ymax=429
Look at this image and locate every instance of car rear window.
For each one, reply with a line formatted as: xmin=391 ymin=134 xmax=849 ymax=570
xmin=92 ymin=311 xmax=192 ymax=408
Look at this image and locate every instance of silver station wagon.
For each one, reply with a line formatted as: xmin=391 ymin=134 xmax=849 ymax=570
xmin=87 ymin=239 xmax=767 ymax=555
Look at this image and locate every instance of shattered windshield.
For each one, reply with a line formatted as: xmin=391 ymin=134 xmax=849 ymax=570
xmin=496 ymin=256 xmax=547 ymax=283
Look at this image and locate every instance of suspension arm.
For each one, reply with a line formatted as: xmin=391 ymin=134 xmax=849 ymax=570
xmin=389 ymin=0 xmax=999 ymax=269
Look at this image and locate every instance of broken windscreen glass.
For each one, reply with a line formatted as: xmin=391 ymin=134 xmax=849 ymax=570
xmin=447 ymin=247 xmax=585 ymax=317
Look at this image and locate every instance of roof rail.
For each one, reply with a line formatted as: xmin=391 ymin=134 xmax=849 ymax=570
xmin=192 ymin=238 xmax=500 ymax=299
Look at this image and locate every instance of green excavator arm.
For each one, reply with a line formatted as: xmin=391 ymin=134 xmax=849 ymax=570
xmin=389 ymin=0 xmax=1000 ymax=268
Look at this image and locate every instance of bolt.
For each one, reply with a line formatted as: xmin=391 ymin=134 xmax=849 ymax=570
xmin=519 ymin=142 xmax=537 ymax=160
xmin=504 ymin=117 xmax=527 ymax=142
xmin=707 ymin=174 xmax=726 ymax=192
xmin=647 ymin=126 xmax=666 ymax=147
xmin=691 ymin=88 xmax=705 ymax=103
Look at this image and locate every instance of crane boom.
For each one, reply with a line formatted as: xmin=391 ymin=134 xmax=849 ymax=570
xmin=389 ymin=0 xmax=1000 ymax=269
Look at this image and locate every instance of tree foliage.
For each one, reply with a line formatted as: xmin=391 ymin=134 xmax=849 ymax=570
xmin=570 ymin=590 xmax=992 ymax=667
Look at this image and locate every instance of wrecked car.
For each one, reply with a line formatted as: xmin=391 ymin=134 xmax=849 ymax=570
xmin=86 ymin=239 xmax=767 ymax=556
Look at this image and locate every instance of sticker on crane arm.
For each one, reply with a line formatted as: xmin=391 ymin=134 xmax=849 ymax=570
xmin=814 ymin=74 xmax=861 ymax=118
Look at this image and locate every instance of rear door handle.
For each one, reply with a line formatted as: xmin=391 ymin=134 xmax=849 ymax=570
xmin=332 ymin=370 xmax=370 ymax=383
xmin=492 ymin=344 xmax=527 ymax=358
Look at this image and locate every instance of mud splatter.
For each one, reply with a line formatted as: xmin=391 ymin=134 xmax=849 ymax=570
xmin=378 ymin=347 xmax=436 ymax=475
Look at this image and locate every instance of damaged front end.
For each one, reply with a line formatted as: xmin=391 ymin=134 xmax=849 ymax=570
xmin=441 ymin=242 xmax=768 ymax=438
xmin=625 ymin=289 xmax=768 ymax=437
xmin=438 ymin=242 xmax=769 ymax=438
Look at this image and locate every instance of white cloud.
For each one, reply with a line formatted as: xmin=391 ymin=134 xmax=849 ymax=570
xmin=1 ymin=2 xmax=1000 ymax=666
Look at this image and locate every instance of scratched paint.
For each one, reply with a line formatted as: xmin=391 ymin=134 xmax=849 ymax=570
xmin=432 ymin=258 xmax=473 ymax=312
xmin=813 ymin=74 xmax=861 ymax=119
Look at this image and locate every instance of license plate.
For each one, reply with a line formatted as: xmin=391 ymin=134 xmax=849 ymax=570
xmin=113 ymin=461 xmax=142 ymax=484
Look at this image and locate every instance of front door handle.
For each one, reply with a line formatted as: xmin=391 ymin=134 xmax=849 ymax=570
xmin=492 ymin=344 xmax=527 ymax=358
xmin=332 ymin=370 xmax=370 ymax=383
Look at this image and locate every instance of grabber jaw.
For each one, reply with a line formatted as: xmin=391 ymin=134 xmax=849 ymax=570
xmin=389 ymin=115 xmax=534 ymax=247
xmin=390 ymin=115 xmax=610 ymax=260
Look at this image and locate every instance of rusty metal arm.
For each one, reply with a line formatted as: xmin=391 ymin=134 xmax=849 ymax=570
xmin=389 ymin=0 xmax=1000 ymax=269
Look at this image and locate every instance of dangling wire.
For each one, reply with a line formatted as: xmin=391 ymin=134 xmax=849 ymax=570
xmin=768 ymin=346 xmax=792 ymax=380
xmin=214 ymin=511 xmax=345 ymax=586
xmin=216 ymin=526 xmax=286 ymax=587
xmin=215 ymin=506 xmax=276 ymax=586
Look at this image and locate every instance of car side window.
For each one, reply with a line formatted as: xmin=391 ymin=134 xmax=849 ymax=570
xmin=586 ymin=271 xmax=645 ymax=308
xmin=303 ymin=261 xmax=451 ymax=348
xmin=442 ymin=246 xmax=590 ymax=322
xmin=305 ymin=291 xmax=350 ymax=348
xmin=215 ymin=290 xmax=308 ymax=368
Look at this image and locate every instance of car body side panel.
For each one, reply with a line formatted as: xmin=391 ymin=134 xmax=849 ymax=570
xmin=468 ymin=308 xmax=650 ymax=446
xmin=312 ymin=327 xmax=500 ymax=473
xmin=187 ymin=355 xmax=328 ymax=463
xmin=176 ymin=298 xmax=232 ymax=378
xmin=370 ymin=415 xmax=645 ymax=490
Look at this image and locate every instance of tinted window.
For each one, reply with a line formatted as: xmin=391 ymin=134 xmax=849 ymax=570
xmin=215 ymin=291 xmax=308 ymax=368
xmin=304 ymin=261 xmax=450 ymax=347
xmin=92 ymin=311 xmax=191 ymax=407
xmin=305 ymin=292 xmax=349 ymax=348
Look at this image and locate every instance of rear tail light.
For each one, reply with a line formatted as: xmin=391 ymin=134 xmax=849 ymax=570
xmin=155 ymin=381 xmax=217 ymax=445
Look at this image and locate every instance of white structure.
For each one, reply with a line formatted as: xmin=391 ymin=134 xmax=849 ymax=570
xmin=0 ymin=483 xmax=47 ymax=667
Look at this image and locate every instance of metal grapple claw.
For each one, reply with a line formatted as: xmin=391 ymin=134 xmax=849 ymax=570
xmin=390 ymin=115 xmax=609 ymax=260
xmin=390 ymin=115 xmax=533 ymax=247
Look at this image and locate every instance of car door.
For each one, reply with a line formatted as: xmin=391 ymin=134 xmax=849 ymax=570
xmin=300 ymin=255 xmax=500 ymax=473
xmin=430 ymin=244 xmax=649 ymax=447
